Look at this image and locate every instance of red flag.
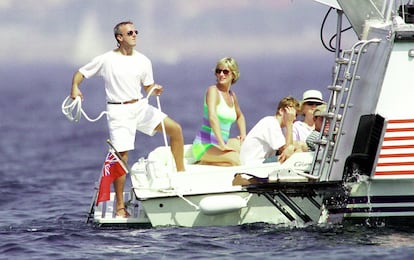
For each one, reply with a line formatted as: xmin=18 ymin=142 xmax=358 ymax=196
xmin=96 ymin=151 xmax=127 ymax=205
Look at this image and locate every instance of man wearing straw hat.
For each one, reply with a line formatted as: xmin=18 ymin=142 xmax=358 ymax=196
xmin=293 ymin=89 xmax=326 ymax=142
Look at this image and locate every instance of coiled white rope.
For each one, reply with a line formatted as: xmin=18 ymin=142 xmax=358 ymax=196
xmin=61 ymin=87 xmax=159 ymax=123
xmin=61 ymin=96 xmax=109 ymax=122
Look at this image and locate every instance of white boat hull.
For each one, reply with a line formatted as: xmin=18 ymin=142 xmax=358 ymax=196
xmin=93 ymin=149 xmax=337 ymax=227
xmin=94 ymin=190 xmax=330 ymax=228
xmin=140 ymin=192 xmax=325 ymax=227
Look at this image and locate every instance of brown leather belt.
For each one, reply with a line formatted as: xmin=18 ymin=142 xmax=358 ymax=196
xmin=107 ymin=99 xmax=139 ymax=105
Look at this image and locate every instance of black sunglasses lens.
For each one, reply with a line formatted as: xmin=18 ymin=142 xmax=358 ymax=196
xmin=215 ymin=69 xmax=230 ymax=75
xmin=127 ymin=30 xmax=138 ymax=36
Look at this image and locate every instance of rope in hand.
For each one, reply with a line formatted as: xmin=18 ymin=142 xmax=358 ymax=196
xmin=61 ymin=96 xmax=109 ymax=122
xmin=61 ymin=86 xmax=159 ymax=123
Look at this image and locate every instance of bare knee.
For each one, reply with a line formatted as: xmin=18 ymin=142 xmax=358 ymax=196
xmin=169 ymin=122 xmax=183 ymax=138
xmin=161 ymin=118 xmax=183 ymax=139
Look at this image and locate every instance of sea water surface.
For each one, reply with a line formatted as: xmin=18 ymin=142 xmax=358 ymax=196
xmin=1 ymin=58 xmax=414 ymax=259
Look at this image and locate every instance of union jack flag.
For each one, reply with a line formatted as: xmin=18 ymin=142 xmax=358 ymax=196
xmin=96 ymin=151 xmax=127 ymax=205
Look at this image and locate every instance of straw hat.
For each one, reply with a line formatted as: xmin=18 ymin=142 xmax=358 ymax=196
xmin=302 ymin=90 xmax=325 ymax=104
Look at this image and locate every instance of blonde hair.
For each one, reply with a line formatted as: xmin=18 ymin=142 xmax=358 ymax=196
xmin=215 ymin=57 xmax=240 ymax=84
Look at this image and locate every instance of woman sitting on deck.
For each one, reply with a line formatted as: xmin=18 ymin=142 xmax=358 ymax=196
xmin=192 ymin=57 xmax=246 ymax=166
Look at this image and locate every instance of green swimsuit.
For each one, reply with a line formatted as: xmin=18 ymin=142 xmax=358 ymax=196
xmin=192 ymin=90 xmax=237 ymax=161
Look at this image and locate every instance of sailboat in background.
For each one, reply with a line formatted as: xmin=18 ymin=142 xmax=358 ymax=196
xmin=72 ymin=11 xmax=105 ymax=65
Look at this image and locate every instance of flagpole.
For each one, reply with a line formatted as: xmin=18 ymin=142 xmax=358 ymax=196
xmin=85 ymin=171 xmax=102 ymax=223
xmin=85 ymin=140 xmax=130 ymax=224
xmin=106 ymin=139 xmax=131 ymax=173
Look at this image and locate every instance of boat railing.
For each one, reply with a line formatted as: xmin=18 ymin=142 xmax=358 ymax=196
xmin=310 ymin=38 xmax=381 ymax=181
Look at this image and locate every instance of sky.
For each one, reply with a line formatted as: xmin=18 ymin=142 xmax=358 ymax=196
xmin=0 ymin=0 xmax=355 ymax=66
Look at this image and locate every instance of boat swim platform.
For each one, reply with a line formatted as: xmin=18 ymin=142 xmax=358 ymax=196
xmin=244 ymin=180 xmax=347 ymax=223
xmin=93 ymin=192 xmax=152 ymax=228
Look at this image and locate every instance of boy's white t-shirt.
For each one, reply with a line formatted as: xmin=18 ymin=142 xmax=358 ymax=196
xmin=79 ymin=50 xmax=154 ymax=102
xmin=240 ymin=116 xmax=286 ymax=165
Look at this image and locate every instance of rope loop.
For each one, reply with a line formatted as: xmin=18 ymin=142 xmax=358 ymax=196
xmin=61 ymin=96 xmax=108 ymax=123
xmin=61 ymin=96 xmax=82 ymax=122
xmin=61 ymin=85 xmax=159 ymax=123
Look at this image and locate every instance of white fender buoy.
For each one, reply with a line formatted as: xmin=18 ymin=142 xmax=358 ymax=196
xmin=199 ymin=195 xmax=247 ymax=215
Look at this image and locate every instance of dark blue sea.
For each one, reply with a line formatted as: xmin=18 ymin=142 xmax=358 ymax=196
xmin=2 ymin=56 xmax=414 ymax=259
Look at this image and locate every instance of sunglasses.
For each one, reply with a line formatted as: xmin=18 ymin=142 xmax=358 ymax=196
xmin=215 ymin=69 xmax=230 ymax=75
xmin=126 ymin=30 xmax=138 ymax=36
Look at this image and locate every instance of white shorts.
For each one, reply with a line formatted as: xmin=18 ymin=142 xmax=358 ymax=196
xmin=106 ymin=98 xmax=167 ymax=152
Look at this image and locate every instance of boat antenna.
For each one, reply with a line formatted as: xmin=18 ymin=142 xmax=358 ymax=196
xmin=320 ymin=6 xmax=352 ymax=57
xmin=320 ymin=7 xmax=336 ymax=52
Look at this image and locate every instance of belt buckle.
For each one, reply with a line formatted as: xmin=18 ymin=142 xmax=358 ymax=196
xmin=124 ymin=99 xmax=138 ymax=104
xmin=108 ymin=99 xmax=138 ymax=105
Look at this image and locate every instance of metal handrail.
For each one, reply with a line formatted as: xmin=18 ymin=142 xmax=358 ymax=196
xmin=310 ymin=38 xmax=381 ymax=181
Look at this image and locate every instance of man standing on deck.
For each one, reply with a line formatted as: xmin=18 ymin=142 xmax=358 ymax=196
xmin=69 ymin=21 xmax=185 ymax=218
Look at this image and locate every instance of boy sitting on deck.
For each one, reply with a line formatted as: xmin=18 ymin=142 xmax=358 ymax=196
xmin=240 ymin=96 xmax=307 ymax=165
